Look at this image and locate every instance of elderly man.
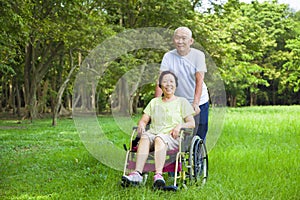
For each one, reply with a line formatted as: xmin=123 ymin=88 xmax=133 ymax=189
xmin=155 ymin=26 xmax=209 ymax=141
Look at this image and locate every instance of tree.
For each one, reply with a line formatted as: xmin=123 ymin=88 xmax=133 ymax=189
xmin=203 ymin=0 xmax=274 ymax=106
xmin=0 ymin=0 xmax=26 ymax=114
xmin=52 ymin=50 xmax=78 ymax=126
xmin=245 ymin=0 xmax=297 ymax=105
xmin=195 ymin=0 xmax=297 ymax=106
xmin=2 ymin=0 xmax=300 ymax=119
xmin=280 ymin=38 xmax=300 ymax=98
xmin=1 ymin=0 xmax=115 ymax=120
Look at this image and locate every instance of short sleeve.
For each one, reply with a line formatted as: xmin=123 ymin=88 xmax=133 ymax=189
xmin=143 ymin=99 xmax=153 ymax=116
xmin=186 ymin=48 xmax=207 ymax=73
xmin=195 ymin=50 xmax=206 ymax=73
xmin=180 ymin=98 xmax=195 ymax=118
xmin=160 ymin=53 xmax=170 ymax=71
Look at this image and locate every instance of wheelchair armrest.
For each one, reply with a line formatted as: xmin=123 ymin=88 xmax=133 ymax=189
xmin=132 ymin=124 xmax=150 ymax=131
xmin=132 ymin=127 xmax=193 ymax=134
xmin=180 ymin=128 xmax=194 ymax=135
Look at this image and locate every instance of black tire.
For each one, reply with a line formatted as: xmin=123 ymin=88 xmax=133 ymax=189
xmin=188 ymin=136 xmax=208 ymax=185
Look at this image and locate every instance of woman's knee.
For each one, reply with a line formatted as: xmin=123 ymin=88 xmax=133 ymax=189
xmin=154 ymin=136 xmax=163 ymax=144
xmin=140 ymin=134 xmax=150 ymax=141
xmin=154 ymin=136 xmax=167 ymax=151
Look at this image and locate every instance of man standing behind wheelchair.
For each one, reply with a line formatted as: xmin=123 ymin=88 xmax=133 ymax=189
xmin=122 ymin=71 xmax=195 ymax=189
xmin=156 ymin=27 xmax=209 ymax=142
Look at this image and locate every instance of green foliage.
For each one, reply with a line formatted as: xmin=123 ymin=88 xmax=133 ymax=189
xmin=100 ymin=0 xmax=194 ymax=28
xmin=193 ymin=0 xmax=299 ymax=106
xmin=281 ymin=37 xmax=300 ymax=93
xmin=1 ymin=0 xmax=300 ymax=118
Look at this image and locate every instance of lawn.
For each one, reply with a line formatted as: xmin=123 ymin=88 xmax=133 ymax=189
xmin=0 ymin=106 xmax=299 ymax=199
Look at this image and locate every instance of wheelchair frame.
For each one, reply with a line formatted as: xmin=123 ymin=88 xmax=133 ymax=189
xmin=122 ymin=127 xmax=208 ymax=190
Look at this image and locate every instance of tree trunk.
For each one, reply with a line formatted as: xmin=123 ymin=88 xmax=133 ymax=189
xmin=132 ymin=92 xmax=139 ymax=114
xmin=24 ymin=36 xmax=63 ymax=121
xmin=129 ymin=65 xmax=145 ymax=115
xmin=250 ymin=93 xmax=253 ymax=106
xmin=8 ymin=80 xmax=14 ymax=111
xmin=233 ymin=96 xmax=237 ymax=107
xmin=272 ymin=81 xmax=276 ymax=105
xmin=119 ymin=77 xmax=129 ymax=115
xmin=24 ymin=40 xmax=33 ymax=114
xmin=52 ymin=50 xmax=77 ymax=126
xmin=24 ymin=39 xmax=36 ymax=121
xmin=38 ymin=80 xmax=49 ymax=113
xmin=229 ymin=94 xmax=237 ymax=107
xmin=28 ymin=79 xmax=38 ymax=121
xmin=52 ymin=65 xmax=77 ymax=126
xmin=15 ymin=80 xmax=21 ymax=117
xmin=66 ymin=93 xmax=71 ymax=110
xmin=0 ymin=81 xmax=2 ymax=112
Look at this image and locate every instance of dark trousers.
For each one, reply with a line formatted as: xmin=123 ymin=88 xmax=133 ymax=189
xmin=194 ymin=102 xmax=209 ymax=141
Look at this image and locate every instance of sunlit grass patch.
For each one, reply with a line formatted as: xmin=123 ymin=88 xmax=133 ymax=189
xmin=0 ymin=106 xmax=299 ymax=199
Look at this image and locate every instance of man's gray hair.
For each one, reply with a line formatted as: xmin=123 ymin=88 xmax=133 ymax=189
xmin=174 ymin=27 xmax=192 ymax=38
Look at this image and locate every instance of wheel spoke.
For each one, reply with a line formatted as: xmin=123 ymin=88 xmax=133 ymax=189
xmin=188 ymin=136 xmax=208 ymax=185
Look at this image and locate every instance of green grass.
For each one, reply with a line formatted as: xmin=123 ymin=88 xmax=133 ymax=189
xmin=0 ymin=106 xmax=299 ymax=199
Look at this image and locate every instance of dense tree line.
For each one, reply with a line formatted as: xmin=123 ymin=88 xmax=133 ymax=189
xmin=1 ymin=0 xmax=299 ymax=122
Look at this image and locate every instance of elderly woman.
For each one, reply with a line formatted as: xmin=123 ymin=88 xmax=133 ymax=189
xmin=122 ymin=71 xmax=195 ymax=189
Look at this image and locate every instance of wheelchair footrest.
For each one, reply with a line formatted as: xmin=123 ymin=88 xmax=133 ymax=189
xmin=163 ymin=185 xmax=178 ymax=191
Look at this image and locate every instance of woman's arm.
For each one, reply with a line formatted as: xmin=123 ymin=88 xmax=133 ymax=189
xmin=170 ymin=115 xmax=195 ymax=139
xmin=183 ymin=115 xmax=196 ymax=129
xmin=137 ymin=114 xmax=150 ymax=137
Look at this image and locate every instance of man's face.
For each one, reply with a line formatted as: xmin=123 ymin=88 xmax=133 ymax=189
xmin=173 ymin=29 xmax=193 ymax=56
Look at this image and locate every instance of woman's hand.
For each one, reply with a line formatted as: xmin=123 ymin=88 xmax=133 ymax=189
xmin=137 ymin=125 xmax=145 ymax=137
xmin=137 ymin=114 xmax=150 ymax=137
xmin=170 ymin=124 xmax=182 ymax=139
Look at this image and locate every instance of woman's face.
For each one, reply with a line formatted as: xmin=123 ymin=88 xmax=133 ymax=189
xmin=161 ymin=74 xmax=176 ymax=97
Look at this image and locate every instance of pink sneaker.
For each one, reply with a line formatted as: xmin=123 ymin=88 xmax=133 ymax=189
xmin=122 ymin=171 xmax=143 ymax=187
xmin=153 ymin=173 xmax=165 ymax=189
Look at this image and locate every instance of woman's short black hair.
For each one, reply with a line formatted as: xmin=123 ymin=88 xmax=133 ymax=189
xmin=158 ymin=70 xmax=178 ymax=88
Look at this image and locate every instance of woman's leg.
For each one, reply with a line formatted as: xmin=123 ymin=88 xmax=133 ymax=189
xmin=135 ymin=135 xmax=150 ymax=173
xmin=154 ymin=137 xmax=167 ymax=174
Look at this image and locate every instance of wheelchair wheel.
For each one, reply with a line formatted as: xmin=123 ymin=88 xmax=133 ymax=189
xmin=188 ymin=136 xmax=208 ymax=185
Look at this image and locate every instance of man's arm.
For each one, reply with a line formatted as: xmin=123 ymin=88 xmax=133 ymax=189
xmin=193 ymin=71 xmax=204 ymax=114
xmin=154 ymin=71 xmax=163 ymax=97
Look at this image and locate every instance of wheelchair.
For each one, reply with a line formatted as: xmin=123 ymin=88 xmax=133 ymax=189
xmin=121 ymin=126 xmax=208 ymax=191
